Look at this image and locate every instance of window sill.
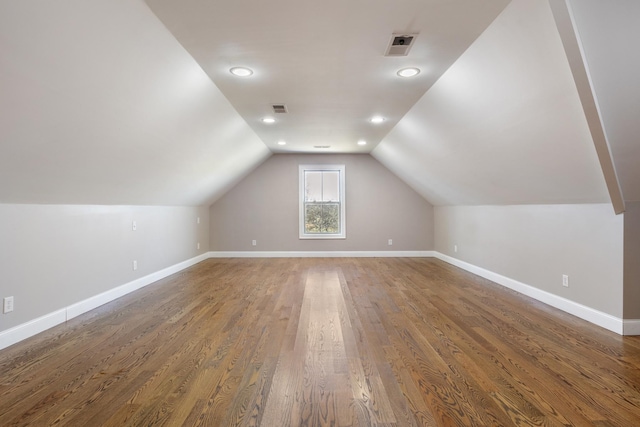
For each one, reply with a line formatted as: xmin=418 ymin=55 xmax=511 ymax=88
xmin=299 ymin=235 xmax=346 ymax=240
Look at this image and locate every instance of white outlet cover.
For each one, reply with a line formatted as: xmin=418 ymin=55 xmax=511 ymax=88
xmin=3 ymin=296 xmax=14 ymax=313
xmin=132 ymin=221 xmax=137 ymax=231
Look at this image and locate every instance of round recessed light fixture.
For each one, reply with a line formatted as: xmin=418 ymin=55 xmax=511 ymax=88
xmin=357 ymin=140 xmax=367 ymax=146
xmin=277 ymin=140 xmax=286 ymax=146
xmin=230 ymin=67 xmax=253 ymax=77
xmin=262 ymin=117 xmax=275 ymax=124
xmin=369 ymin=116 xmax=385 ymax=124
xmin=397 ymin=67 xmax=420 ymax=77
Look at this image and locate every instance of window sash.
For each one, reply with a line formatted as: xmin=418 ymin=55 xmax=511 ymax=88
xmin=299 ymin=165 xmax=345 ymax=239
xmin=304 ymin=202 xmax=341 ymax=234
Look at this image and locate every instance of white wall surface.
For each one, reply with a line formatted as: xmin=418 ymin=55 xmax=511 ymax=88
xmin=210 ymin=154 xmax=434 ymax=252
xmin=434 ymin=204 xmax=624 ymax=317
xmin=373 ymin=0 xmax=609 ymax=206
xmin=0 ymin=0 xmax=270 ymax=206
xmin=0 ymin=204 xmax=209 ymax=335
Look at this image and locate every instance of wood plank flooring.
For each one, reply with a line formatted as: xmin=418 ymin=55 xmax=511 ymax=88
xmin=2 ymin=257 xmax=640 ymax=426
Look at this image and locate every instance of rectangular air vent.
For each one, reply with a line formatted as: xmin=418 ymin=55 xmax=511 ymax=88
xmin=385 ymin=33 xmax=418 ymax=56
xmin=272 ymin=104 xmax=288 ymax=113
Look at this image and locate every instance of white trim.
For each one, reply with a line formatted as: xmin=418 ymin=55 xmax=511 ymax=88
xmin=434 ymin=252 xmax=629 ymax=335
xmin=0 ymin=309 xmax=67 ymax=351
xmin=0 ymin=252 xmax=209 ymax=351
xmin=4 ymin=250 xmax=636 ymax=351
xmin=66 ymin=252 xmax=209 ymax=320
xmin=208 ymin=250 xmax=435 ymax=258
xmin=299 ymin=164 xmax=346 ymax=239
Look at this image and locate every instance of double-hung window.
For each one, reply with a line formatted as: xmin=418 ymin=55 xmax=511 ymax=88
xmin=299 ymin=164 xmax=346 ymax=239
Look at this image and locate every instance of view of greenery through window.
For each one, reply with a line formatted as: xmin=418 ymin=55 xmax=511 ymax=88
xmin=303 ymin=169 xmax=342 ymax=235
xmin=305 ymin=202 xmax=339 ymax=233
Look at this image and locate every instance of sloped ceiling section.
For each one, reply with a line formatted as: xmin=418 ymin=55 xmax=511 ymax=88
xmin=144 ymin=0 xmax=510 ymax=154
xmin=372 ymin=0 xmax=610 ymax=206
xmin=548 ymin=0 xmax=624 ymax=214
xmin=566 ymin=0 xmax=640 ymax=204
xmin=0 ymin=0 xmax=270 ymax=206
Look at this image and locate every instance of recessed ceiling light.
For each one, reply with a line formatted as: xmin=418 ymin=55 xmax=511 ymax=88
xmin=230 ymin=67 xmax=253 ymax=77
xmin=262 ymin=117 xmax=275 ymax=124
xmin=397 ymin=67 xmax=420 ymax=77
xmin=277 ymin=141 xmax=286 ymax=145
xmin=370 ymin=116 xmax=385 ymax=124
xmin=357 ymin=140 xmax=367 ymax=146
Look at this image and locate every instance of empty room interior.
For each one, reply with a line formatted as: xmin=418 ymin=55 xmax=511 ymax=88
xmin=2 ymin=0 xmax=640 ymax=425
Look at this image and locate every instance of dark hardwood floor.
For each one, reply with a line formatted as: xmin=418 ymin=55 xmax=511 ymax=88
xmin=1 ymin=257 xmax=640 ymax=426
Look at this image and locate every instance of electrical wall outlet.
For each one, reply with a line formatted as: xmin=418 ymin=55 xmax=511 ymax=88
xmin=197 ymin=217 xmax=200 ymax=224
xmin=133 ymin=260 xmax=138 ymax=271
xmin=132 ymin=221 xmax=137 ymax=231
xmin=388 ymin=239 xmax=393 ymax=246
xmin=454 ymin=245 xmax=458 ymax=253
xmin=197 ymin=242 xmax=200 ymax=250
xmin=3 ymin=296 xmax=14 ymax=314
xmin=562 ymin=274 xmax=569 ymax=287
xmin=252 ymin=240 xmax=257 ymax=246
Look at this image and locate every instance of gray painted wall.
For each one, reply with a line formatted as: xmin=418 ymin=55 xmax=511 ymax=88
xmin=210 ymin=154 xmax=434 ymax=252
xmin=434 ymin=204 xmax=624 ymax=317
xmin=624 ymin=202 xmax=640 ymax=319
xmin=0 ymin=204 xmax=209 ymax=332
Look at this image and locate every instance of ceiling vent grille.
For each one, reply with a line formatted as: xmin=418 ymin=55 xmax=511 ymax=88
xmin=272 ymin=104 xmax=288 ymax=114
xmin=385 ymin=33 xmax=418 ymax=56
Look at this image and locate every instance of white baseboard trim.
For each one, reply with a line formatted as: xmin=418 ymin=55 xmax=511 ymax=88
xmin=4 ymin=251 xmax=636 ymax=350
xmin=0 ymin=252 xmax=210 ymax=351
xmin=208 ymin=250 xmax=436 ymax=258
xmin=65 ymin=252 xmax=210 ymax=320
xmin=434 ymin=252 xmax=630 ymax=335
xmin=0 ymin=309 xmax=67 ymax=351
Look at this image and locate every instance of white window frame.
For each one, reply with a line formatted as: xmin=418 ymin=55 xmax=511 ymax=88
xmin=299 ymin=164 xmax=346 ymax=239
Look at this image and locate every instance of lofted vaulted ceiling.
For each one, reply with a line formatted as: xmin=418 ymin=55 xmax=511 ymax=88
xmin=1 ymin=0 xmax=633 ymax=208
xmin=372 ymin=0 xmax=611 ymax=206
xmin=144 ymin=0 xmax=510 ymax=153
xmin=0 ymin=0 xmax=271 ymax=206
xmin=563 ymin=0 xmax=640 ymax=204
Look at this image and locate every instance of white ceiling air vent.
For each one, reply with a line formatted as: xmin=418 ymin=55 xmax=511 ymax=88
xmin=385 ymin=33 xmax=418 ymax=56
xmin=272 ymin=104 xmax=288 ymax=113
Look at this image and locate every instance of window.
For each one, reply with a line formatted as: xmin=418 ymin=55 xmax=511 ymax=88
xmin=299 ymin=164 xmax=345 ymax=239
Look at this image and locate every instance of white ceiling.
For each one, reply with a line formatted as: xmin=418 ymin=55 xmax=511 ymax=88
xmin=0 ymin=0 xmax=270 ymax=206
xmin=144 ymin=0 xmax=510 ymax=154
xmin=372 ymin=0 xmax=610 ymax=205
xmin=0 ymin=0 xmax=630 ymax=208
xmin=566 ymin=0 xmax=640 ymax=203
